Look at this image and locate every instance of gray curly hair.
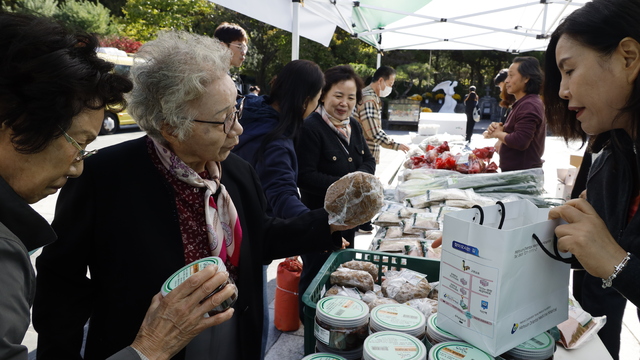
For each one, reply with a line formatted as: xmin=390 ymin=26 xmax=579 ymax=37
xmin=127 ymin=31 xmax=231 ymax=143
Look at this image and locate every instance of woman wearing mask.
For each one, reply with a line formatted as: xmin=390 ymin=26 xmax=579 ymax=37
xmin=296 ymin=65 xmax=376 ymax=317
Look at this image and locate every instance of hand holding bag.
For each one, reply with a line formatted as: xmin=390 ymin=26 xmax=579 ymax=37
xmin=473 ymin=106 xmax=481 ymax=122
xmin=437 ymin=200 xmax=571 ymax=356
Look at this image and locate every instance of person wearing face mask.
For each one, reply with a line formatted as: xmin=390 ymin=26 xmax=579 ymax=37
xmin=214 ymin=22 xmax=248 ymax=94
xmin=352 ymin=66 xmax=409 ymax=233
xmin=296 ymin=65 xmax=376 ymax=319
xmin=353 ymin=66 xmax=410 ymax=164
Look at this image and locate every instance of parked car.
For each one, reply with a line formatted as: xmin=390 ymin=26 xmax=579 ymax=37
xmin=96 ymin=48 xmax=137 ymax=134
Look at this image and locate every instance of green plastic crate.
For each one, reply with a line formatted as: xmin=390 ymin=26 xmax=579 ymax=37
xmin=301 ymin=249 xmax=441 ymax=355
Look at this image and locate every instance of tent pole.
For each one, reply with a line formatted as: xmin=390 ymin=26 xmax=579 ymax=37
xmin=376 ymin=53 xmax=381 ymax=69
xmin=291 ymin=0 xmax=301 ymax=60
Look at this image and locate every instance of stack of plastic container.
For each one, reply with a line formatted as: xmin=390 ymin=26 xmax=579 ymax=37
xmin=369 ymin=304 xmax=427 ymax=340
xmin=314 ymin=296 xmax=370 ymax=359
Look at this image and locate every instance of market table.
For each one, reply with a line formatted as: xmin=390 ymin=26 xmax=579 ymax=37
xmin=555 ymin=334 xmax=613 ymax=359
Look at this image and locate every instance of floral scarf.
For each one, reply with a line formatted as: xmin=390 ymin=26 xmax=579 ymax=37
xmin=152 ymin=139 xmax=242 ymax=267
xmin=318 ymin=105 xmax=351 ymax=144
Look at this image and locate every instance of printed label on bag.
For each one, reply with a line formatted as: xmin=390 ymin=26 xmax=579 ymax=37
xmin=452 ymin=241 xmax=480 ymax=257
xmin=399 ymin=269 xmax=428 ymax=286
xmin=438 ymin=254 xmax=498 ymax=331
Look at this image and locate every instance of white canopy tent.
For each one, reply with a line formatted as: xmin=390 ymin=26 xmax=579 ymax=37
xmin=343 ymin=0 xmax=589 ymax=53
xmin=210 ymin=0 xmax=589 ymax=59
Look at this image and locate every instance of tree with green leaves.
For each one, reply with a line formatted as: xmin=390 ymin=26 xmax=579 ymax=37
xmin=55 ymin=0 xmax=117 ymax=35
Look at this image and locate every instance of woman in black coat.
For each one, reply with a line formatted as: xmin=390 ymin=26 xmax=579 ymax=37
xmin=295 ymin=65 xmax=376 ymax=318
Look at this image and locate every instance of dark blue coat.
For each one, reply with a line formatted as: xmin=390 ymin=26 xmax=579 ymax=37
xmin=233 ymin=95 xmax=308 ymax=218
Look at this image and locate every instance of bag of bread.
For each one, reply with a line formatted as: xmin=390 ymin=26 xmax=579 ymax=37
xmin=324 ymin=171 xmax=384 ymax=226
xmin=381 ymin=269 xmax=432 ymax=303
xmin=340 ymin=260 xmax=379 ymax=281
xmin=557 ymin=295 xmax=606 ymax=349
xmin=330 ymin=267 xmax=374 ymax=292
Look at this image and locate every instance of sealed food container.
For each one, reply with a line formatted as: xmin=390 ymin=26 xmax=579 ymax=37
xmin=302 ymin=249 xmax=441 ymax=355
xmin=363 ymin=331 xmax=427 ymax=360
xmin=369 ymin=304 xmax=426 ymax=339
xmin=428 ymin=341 xmax=494 ymax=360
xmin=316 ymin=341 xmax=362 ymax=360
xmin=301 ymin=353 xmax=348 ymax=360
xmin=426 ymin=313 xmax=460 ymax=344
xmin=161 ymin=256 xmax=237 ymax=316
xmin=314 ymin=296 xmax=369 ymax=351
xmin=501 ymin=332 xmax=555 ymax=360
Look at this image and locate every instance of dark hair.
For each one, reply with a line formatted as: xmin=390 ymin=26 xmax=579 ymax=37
xmin=512 ymin=56 xmax=543 ymax=95
xmin=494 ymin=69 xmax=508 ymax=86
xmin=249 ymin=85 xmax=260 ymax=93
xmin=214 ymin=22 xmax=248 ymax=44
xmin=260 ymin=60 xmax=324 ymax=158
xmin=499 ymin=83 xmax=516 ymax=109
xmin=372 ymin=66 xmax=396 ymax=82
xmin=469 ymin=86 xmax=476 ymax=92
xmin=321 ymin=65 xmax=365 ymax=105
xmin=543 ymin=0 xmax=640 ymax=146
xmin=0 ymin=13 xmax=132 ymax=154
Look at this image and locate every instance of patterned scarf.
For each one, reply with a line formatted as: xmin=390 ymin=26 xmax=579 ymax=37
xmin=152 ymin=139 xmax=242 ymax=267
xmin=318 ymin=105 xmax=351 ymax=144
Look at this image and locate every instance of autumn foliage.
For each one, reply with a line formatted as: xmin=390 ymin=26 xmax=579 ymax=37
xmin=99 ymin=36 xmax=142 ymax=54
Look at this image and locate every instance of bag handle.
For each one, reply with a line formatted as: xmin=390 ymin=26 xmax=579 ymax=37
xmin=532 ymin=234 xmax=575 ymax=264
xmin=471 ymin=201 xmax=506 ymax=229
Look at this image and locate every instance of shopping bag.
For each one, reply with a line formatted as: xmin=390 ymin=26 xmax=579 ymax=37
xmin=437 ymin=200 xmax=571 ymax=356
xmin=274 ymin=257 xmax=303 ymax=331
xmin=473 ymin=107 xmax=480 ymax=122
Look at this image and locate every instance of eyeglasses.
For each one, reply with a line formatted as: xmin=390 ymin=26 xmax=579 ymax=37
xmin=59 ymin=127 xmax=98 ymax=162
xmin=192 ymin=95 xmax=244 ymax=134
xmin=228 ymin=42 xmax=248 ymax=52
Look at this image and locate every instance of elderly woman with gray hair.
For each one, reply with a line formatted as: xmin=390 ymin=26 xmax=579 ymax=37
xmin=33 ymin=31 xmax=346 ymax=360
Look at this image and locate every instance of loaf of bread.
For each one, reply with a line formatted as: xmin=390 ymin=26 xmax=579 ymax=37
xmin=381 ymin=269 xmax=432 ymax=303
xmin=340 ymin=260 xmax=379 ymax=282
xmin=324 ymin=171 xmax=384 ymax=226
xmin=330 ymin=268 xmax=374 ymax=292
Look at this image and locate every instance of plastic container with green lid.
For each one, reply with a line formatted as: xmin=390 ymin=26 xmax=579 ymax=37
xmin=369 ymin=304 xmax=426 ymax=339
xmin=428 ymin=341 xmax=495 ymax=360
xmin=363 ymin=330 xmax=427 ymax=360
xmin=314 ymin=296 xmax=370 ymax=351
xmin=161 ymin=256 xmax=237 ymax=316
xmin=301 ymin=353 xmax=348 ymax=360
xmin=501 ymin=332 xmax=555 ymax=360
xmin=426 ymin=313 xmax=460 ymax=344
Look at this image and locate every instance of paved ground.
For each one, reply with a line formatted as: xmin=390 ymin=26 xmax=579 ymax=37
xmin=25 ymin=123 xmax=640 ymax=359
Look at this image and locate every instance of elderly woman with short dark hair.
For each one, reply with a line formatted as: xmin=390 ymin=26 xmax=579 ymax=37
xmin=295 ymin=65 xmax=376 ymax=317
xmin=33 ymin=31 xmax=345 ymax=360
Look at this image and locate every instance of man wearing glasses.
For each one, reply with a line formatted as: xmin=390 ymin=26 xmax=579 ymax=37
xmin=215 ymin=22 xmax=249 ymax=94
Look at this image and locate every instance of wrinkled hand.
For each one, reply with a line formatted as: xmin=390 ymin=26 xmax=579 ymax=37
xmin=341 ymin=238 xmax=350 ymax=249
xmin=131 ymin=265 xmax=235 ymax=360
xmin=398 ymin=144 xmax=410 ymax=153
xmin=549 ymin=199 xmax=628 ymax=279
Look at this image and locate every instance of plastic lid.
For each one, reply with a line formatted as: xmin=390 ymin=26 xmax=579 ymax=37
xmin=504 ymin=332 xmax=555 ymax=359
xmin=426 ymin=313 xmax=460 ymax=343
xmin=316 ymin=296 xmax=370 ymax=328
xmin=428 ymin=341 xmax=494 ymax=360
xmin=161 ymin=256 xmax=225 ymax=297
xmin=370 ymin=304 xmax=426 ymax=337
xmin=363 ymin=331 xmax=426 ymax=360
xmin=301 ymin=353 xmax=348 ymax=360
